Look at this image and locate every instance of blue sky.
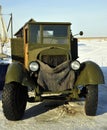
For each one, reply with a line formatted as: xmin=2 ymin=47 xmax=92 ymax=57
xmin=0 ymin=0 xmax=107 ymax=37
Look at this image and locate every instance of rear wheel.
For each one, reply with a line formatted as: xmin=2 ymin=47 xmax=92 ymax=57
xmin=2 ymin=82 xmax=28 ymax=120
xmin=85 ymin=85 xmax=98 ymax=116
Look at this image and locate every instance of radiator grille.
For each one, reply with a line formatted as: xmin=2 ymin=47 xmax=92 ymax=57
xmin=41 ymin=55 xmax=67 ymax=67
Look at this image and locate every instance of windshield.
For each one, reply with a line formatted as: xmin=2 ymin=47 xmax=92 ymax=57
xmin=43 ymin=25 xmax=68 ymax=44
xmin=29 ymin=24 xmax=69 ymax=44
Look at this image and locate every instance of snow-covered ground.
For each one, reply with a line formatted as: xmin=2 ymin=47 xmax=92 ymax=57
xmin=0 ymin=41 xmax=12 ymax=64
xmin=0 ymin=39 xmax=107 ymax=130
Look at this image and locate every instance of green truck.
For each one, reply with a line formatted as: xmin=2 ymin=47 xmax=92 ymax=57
xmin=2 ymin=21 xmax=104 ymax=120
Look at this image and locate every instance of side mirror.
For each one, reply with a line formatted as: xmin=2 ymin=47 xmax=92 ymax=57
xmin=79 ymin=31 xmax=83 ymax=36
xmin=73 ymin=31 xmax=83 ymax=37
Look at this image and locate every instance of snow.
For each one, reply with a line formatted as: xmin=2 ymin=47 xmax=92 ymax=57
xmin=0 ymin=41 xmax=12 ymax=64
xmin=0 ymin=39 xmax=107 ymax=130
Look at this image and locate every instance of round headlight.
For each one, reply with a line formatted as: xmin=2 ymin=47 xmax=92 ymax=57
xmin=71 ymin=60 xmax=80 ymax=70
xmin=29 ymin=61 xmax=39 ymax=72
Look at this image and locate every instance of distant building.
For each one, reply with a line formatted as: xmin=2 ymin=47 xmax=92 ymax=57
xmin=14 ymin=18 xmax=36 ymax=38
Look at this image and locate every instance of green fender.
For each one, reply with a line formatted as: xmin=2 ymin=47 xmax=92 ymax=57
xmin=75 ymin=61 xmax=105 ymax=86
xmin=5 ymin=62 xmax=35 ymax=88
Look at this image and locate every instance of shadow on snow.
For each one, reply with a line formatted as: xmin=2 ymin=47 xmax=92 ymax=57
xmin=24 ymin=98 xmax=66 ymax=120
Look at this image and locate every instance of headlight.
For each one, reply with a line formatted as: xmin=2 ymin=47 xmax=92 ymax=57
xmin=71 ymin=60 xmax=80 ymax=70
xmin=29 ymin=61 xmax=40 ymax=72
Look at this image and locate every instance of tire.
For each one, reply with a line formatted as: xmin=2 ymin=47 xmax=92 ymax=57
xmin=85 ymin=85 xmax=98 ymax=116
xmin=2 ymin=82 xmax=28 ymax=121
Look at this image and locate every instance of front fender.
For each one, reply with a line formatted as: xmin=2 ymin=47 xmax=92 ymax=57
xmin=5 ymin=62 xmax=35 ymax=88
xmin=75 ymin=61 xmax=105 ymax=86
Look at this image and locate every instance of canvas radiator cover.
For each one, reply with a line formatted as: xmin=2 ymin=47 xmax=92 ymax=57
xmin=37 ymin=60 xmax=75 ymax=92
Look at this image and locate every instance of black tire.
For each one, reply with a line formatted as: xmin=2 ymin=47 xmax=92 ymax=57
xmin=85 ymin=85 xmax=98 ymax=116
xmin=2 ymin=82 xmax=28 ymax=121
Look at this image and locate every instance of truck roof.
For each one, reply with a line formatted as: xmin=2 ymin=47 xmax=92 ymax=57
xmin=14 ymin=19 xmax=71 ymax=37
xmin=29 ymin=22 xmax=71 ymax=25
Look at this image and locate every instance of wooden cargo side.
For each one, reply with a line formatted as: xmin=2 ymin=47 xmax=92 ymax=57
xmin=11 ymin=38 xmax=24 ymax=63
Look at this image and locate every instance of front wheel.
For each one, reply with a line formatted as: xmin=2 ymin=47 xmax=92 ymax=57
xmin=2 ymin=82 xmax=28 ymax=120
xmin=85 ymin=85 xmax=98 ymax=116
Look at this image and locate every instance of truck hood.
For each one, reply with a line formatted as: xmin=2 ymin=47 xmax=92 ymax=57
xmin=28 ymin=46 xmax=69 ymax=63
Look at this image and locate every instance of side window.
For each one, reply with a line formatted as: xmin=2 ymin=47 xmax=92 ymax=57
xmin=25 ymin=29 xmax=28 ymax=43
xmin=29 ymin=24 xmax=40 ymax=43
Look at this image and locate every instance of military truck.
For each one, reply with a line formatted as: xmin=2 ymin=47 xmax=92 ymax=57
xmin=2 ymin=21 xmax=104 ymax=120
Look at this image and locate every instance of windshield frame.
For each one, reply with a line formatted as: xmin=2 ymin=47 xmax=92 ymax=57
xmin=29 ymin=23 xmax=71 ymax=44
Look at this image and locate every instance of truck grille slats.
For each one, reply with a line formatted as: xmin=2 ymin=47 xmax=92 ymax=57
xmin=41 ymin=55 xmax=67 ymax=67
